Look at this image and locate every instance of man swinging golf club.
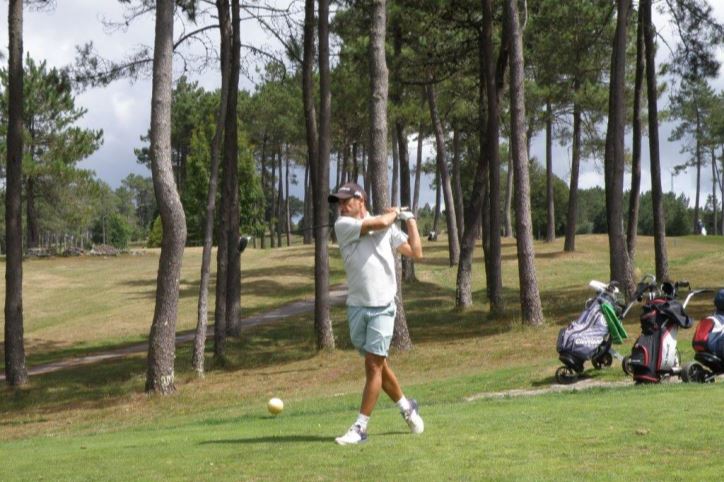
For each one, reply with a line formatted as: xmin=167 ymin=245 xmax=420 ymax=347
xmin=329 ymin=182 xmax=424 ymax=445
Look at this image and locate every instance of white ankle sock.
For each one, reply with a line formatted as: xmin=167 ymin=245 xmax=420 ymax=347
xmin=355 ymin=413 xmax=370 ymax=430
xmin=396 ymin=396 xmax=411 ymax=412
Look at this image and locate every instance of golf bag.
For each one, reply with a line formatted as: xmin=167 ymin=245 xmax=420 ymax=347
xmin=681 ymin=306 xmax=724 ymax=383
xmin=692 ymin=314 xmax=724 ymax=356
xmin=555 ymin=281 xmax=627 ymax=384
xmin=628 ymin=296 xmax=691 ymax=383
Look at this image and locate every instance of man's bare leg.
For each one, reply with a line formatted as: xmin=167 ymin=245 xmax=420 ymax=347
xmin=381 ymin=358 xmax=403 ymax=402
xmin=360 ymin=353 xmax=386 ymax=415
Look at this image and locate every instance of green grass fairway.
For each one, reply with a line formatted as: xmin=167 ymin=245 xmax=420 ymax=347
xmin=1 ymin=234 xmax=723 ymax=480
xmin=2 ymin=377 xmax=724 ymax=481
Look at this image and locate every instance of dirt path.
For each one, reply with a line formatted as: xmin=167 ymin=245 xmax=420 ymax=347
xmin=464 ymin=379 xmax=635 ymax=401
xmin=0 ymin=286 xmax=348 ymax=380
xmin=464 ymin=373 xmax=724 ymax=401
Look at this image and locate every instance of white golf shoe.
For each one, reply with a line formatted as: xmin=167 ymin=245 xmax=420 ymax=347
xmin=402 ymin=399 xmax=424 ymax=434
xmin=335 ymin=424 xmax=368 ymax=445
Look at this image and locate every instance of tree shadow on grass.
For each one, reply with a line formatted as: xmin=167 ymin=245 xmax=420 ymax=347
xmin=120 ymin=263 xmax=345 ymax=302
xmin=205 ymin=316 xmax=320 ymax=373
xmin=501 ymin=250 xmax=578 ymax=261
xmin=121 ymin=276 xmax=205 ymax=300
xmin=531 ymin=375 xmax=560 ymax=387
xmin=539 ymin=284 xmax=602 ymax=326
xmin=0 ymin=355 xmax=147 ymax=416
xmin=200 ymin=430 xmax=408 ymax=445
xmin=200 ymin=435 xmax=331 ymax=445
xmin=17 ymin=337 xmax=146 ymax=367
xmin=402 ymin=280 xmax=516 ymax=343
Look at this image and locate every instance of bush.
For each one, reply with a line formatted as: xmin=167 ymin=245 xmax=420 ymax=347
xmin=147 ymin=216 xmax=163 ymax=248
xmin=638 ymin=191 xmax=692 ymax=236
xmin=92 ymin=212 xmax=132 ymax=249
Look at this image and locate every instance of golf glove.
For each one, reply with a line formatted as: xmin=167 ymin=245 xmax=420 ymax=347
xmin=398 ymin=210 xmax=415 ymax=221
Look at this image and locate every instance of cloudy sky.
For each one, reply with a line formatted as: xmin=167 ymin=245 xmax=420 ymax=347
xmin=3 ymin=1 xmax=724 ymax=209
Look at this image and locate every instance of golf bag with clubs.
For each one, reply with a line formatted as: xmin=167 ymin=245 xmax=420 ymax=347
xmin=681 ymin=288 xmax=724 ymax=383
xmin=623 ymin=280 xmax=695 ymax=383
xmin=555 ymin=280 xmax=628 ymax=384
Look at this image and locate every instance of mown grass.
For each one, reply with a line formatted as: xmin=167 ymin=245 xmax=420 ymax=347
xmin=0 ymin=234 xmax=723 ymax=480
xmin=0 ymin=244 xmax=347 ymax=365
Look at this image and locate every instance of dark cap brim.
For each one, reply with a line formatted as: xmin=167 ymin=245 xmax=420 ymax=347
xmin=328 ymin=193 xmax=353 ymax=203
xmin=327 ymin=192 xmax=362 ymax=203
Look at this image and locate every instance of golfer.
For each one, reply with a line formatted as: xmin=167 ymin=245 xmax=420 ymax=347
xmin=328 ymin=182 xmax=424 ymax=445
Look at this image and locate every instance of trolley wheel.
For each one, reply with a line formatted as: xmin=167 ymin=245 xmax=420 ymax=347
xmin=592 ymin=352 xmax=613 ymax=369
xmin=681 ymin=362 xmax=707 ymax=383
xmin=555 ymin=366 xmax=578 ymax=384
xmin=622 ymin=356 xmax=633 ymax=376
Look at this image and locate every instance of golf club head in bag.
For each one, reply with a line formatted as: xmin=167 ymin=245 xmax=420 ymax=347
xmin=238 ymin=236 xmax=251 ymax=253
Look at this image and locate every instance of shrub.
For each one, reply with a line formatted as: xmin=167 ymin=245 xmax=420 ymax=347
xmin=147 ymin=216 xmax=163 ymax=248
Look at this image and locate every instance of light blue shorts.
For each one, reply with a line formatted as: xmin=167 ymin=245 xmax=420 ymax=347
xmin=347 ymin=301 xmax=397 ymax=357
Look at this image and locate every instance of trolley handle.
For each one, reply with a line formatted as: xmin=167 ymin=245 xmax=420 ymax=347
xmin=682 ymin=288 xmax=712 ymax=309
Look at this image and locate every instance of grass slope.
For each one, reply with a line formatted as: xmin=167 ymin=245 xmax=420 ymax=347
xmin=1 ymin=234 xmax=723 ymax=480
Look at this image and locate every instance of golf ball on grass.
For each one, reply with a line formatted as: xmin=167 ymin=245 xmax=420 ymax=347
xmin=267 ymin=397 xmax=284 ymax=415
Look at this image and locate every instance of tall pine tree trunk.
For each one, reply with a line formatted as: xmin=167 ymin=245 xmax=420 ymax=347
xmin=485 ymin=0 xmax=505 ymax=313
xmin=259 ymin=134 xmax=268 ymax=248
xmin=335 ymin=151 xmax=342 ymax=189
xmin=455 ymin=23 xmax=485 ymax=307
xmin=268 ymin=151 xmax=276 ymax=248
xmin=412 ymin=122 xmax=424 ymax=215
xmin=5 ymin=0 xmax=28 ymax=386
xmin=146 ymin=0 xmax=188 ymax=394
xmin=451 ymin=126 xmax=465 ymax=244
xmin=694 ymin=111 xmax=702 ymax=234
xmin=694 ymin=111 xmax=702 ymax=232
xmin=277 ymin=150 xmax=284 ymax=248
xmin=720 ymin=150 xmax=724 ymax=234
xmin=286 ymin=152 xmax=291 ymax=246
xmin=627 ymin=7 xmax=644 ymax=261
xmin=363 ymin=144 xmax=370 ymax=195
xmin=398 ymin=122 xmax=415 ymax=282
xmin=214 ymin=204 xmax=228 ymax=359
xmin=717 ymin=150 xmax=724 ymax=234
xmin=426 ymin=83 xmax=459 ymax=265
xmin=303 ymin=161 xmax=312 ymax=244
xmin=545 ymin=101 xmax=555 ymax=242
xmin=352 ymin=142 xmax=359 ymax=183
xmin=26 ymin=178 xmax=39 ymax=249
xmin=564 ymin=101 xmax=582 ymax=251
xmin=604 ymin=0 xmax=635 ymax=296
xmin=642 ymin=0 xmax=668 ymax=281
xmin=392 ymin=15 xmax=415 ymax=282
xmin=368 ymin=0 xmax=411 ymax=351
xmin=224 ymin=0 xmax=242 ymax=337
xmin=507 ymin=0 xmax=543 ymax=326
xmin=711 ymin=147 xmax=719 ymax=236
xmin=504 ymin=152 xmax=513 ymax=237
xmin=432 ymin=170 xmax=441 ymax=234
xmin=391 ymin=133 xmax=399 ymax=206
xmin=457 ymin=0 xmax=494 ymax=309
xmin=712 ymin=148 xmax=718 ymax=235
xmin=193 ymin=0 xmax=231 ymax=376
xmin=368 ymin=0 xmax=389 ymax=215
xmin=313 ymin=0 xmax=334 ymax=350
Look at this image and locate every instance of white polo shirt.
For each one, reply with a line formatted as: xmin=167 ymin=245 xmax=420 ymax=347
xmin=334 ymin=214 xmax=408 ymax=307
